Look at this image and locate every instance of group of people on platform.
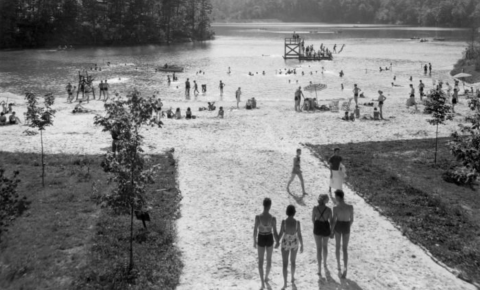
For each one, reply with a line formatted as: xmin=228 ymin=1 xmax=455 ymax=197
xmin=255 ymin=148 xmax=351 ymax=289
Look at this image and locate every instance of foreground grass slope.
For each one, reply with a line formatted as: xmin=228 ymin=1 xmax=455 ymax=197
xmin=307 ymin=138 xmax=480 ymax=286
xmin=0 ymin=151 xmax=182 ymax=290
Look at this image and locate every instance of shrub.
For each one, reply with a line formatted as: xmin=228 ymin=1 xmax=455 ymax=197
xmin=442 ymin=166 xmax=477 ymax=186
xmin=0 ymin=169 xmax=30 ymax=237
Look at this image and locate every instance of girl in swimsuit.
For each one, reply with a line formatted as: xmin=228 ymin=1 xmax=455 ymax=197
xmin=276 ymin=205 xmax=303 ymax=289
xmin=287 ymin=149 xmax=306 ymax=195
xmin=253 ymin=198 xmax=279 ymax=289
xmin=312 ymin=194 xmax=332 ymax=277
xmin=330 ymin=190 xmax=354 ymax=279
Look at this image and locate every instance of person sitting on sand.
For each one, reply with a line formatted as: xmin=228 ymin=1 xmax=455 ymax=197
xmin=166 ymin=108 xmax=174 ymax=119
xmin=287 ymin=148 xmax=307 ymax=195
xmin=186 ymin=108 xmax=196 ymax=120
xmin=349 ymin=112 xmax=355 ymax=121
xmin=251 ymin=97 xmax=257 ymax=109
xmin=253 ymin=198 xmax=279 ymax=290
xmin=246 ymin=99 xmax=253 ymax=110
xmin=208 ymin=102 xmax=216 ymax=111
xmin=276 ymin=205 xmax=304 ymax=289
xmin=8 ymin=112 xmax=22 ymax=125
xmin=330 ymin=190 xmax=354 ymax=279
xmin=354 ymin=106 xmax=360 ymax=119
xmin=175 ymin=108 xmax=182 ymax=119
xmin=373 ymin=107 xmax=380 ymax=120
xmin=218 ymin=107 xmax=224 ymax=118
xmin=342 ymin=111 xmax=349 ymax=121
xmin=0 ymin=112 xmax=7 ymax=126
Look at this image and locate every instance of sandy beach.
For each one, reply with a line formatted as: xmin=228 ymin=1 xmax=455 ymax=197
xmin=0 ymin=83 xmax=477 ymax=290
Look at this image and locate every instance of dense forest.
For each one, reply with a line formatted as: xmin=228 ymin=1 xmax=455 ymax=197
xmin=0 ymin=0 xmax=214 ymax=48
xmin=212 ymin=0 xmax=480 ymax=27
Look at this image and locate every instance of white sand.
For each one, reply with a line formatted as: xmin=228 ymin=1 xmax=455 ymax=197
xmin=0 ymin=87 xmax=477 ymax=290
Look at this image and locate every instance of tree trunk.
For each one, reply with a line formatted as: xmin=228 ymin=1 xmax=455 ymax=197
xmin=434 ymin=123 xmax=438 ymax=164
xmin=129 ymin=203 xmax=134 ymax=270
xmin=41 ymin=130 xmax=45 ymax=187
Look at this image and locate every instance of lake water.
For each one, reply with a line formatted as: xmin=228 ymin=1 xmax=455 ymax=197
xmin=0 ymin=24 xmax=472 ymax=104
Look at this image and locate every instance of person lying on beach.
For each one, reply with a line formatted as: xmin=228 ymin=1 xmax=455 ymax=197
xmin=72 ymin=101 xmax=90 ymax=114
xmin=391 ymin=82 xmax=402 ymax=87
xmin=175 ymin=108 xmax=182 ymax=119
xmin=218 ymin=107 xmax=224 ymax=118
xmin=8 ymin=112 xmax=22 ymax=125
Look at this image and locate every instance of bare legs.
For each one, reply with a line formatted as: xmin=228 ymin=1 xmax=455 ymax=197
xmin=379 ymin=105 xmax=384 ymax=119
xmin=281 ymin=248 xmax=298 ymax=289
xmin=287 ymin=173 xmax=306 ymax=195
xmin=335 ymin=232 xmax=350 ymax=278
xmin=258 ymin=246 xmax=273 ymax=289
xmin=314 ymin=235 xmax=329 ymax=276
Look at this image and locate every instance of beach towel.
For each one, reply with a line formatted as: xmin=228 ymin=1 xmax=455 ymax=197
xmin=330 ymin=164 xmax=346 ymax=190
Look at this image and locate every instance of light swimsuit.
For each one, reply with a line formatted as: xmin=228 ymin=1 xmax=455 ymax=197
xmin=281 ymin=220 xmax=299 ymax=251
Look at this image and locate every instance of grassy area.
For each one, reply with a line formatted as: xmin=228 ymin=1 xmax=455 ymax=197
xmin=0 ymin=151 xmax=182 ymax=290
xmin=307 ymin=138 xmax=480 ymax=287
xmin=451 ymin=57 xmax=480 ymax=84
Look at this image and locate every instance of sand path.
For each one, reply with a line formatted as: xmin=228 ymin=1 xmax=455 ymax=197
xmin=170 ymin=105 xmax=476 ymax=290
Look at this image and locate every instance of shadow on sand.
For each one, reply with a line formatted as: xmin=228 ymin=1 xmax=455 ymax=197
xmin=287 ymin=188 xmax=306 ymax=206
xmin=315 ymin=268 xmax=364 ymax=290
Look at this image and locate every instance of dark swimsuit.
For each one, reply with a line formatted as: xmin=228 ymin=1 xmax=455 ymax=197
xmin=335 ymin=221 xmax=351 ymax=235
xmin=314 ymin=207 xmax=331 ymax=237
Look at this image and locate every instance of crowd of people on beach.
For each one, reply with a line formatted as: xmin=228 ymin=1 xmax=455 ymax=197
xmin=0 ymin=102 xmax=21 ymax=126
xmin=254 ymin=148 xmax=350 ymax=289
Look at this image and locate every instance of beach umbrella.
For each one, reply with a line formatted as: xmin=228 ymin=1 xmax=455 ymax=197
xmin=304 ymin=83 xmax=327 ymax=98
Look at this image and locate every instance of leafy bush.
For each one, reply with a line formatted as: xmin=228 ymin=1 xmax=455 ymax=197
xmin=0 ymin=169 xmax=30 ymax=237
xmin=442 ymin=166 xmax=477 ymax=185
xmin=450 ymin=111 xmax=480 ymax=175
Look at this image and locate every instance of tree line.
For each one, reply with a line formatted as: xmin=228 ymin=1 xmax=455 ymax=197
xmin=0 ymin=0 xmax=214 ymax=48
xmin=212 ymin=0 xmax=480 ymax=28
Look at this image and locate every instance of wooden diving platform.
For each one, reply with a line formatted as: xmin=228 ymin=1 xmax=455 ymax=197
xmin=283 ymin=38 xmax=333 ymax=61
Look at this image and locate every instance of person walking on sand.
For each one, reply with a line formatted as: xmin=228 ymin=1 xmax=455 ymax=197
xmin=276 ymin=205 xmax=303 ymax=289
xmin=219 ymin=81 xmax=225 ymax=96
xmin=377 ymin=90 xmax=387 ymax=120
xmin=312 ymin=194 xmax=332 ymax=277
xmin=193 ymin=81 xmax=199 ymax=96
xmin=287 ymin=148 xmax=307 ymax=195
xmin=254 ymin=198 xmax=279 ymax=290
xmin=418 ymin=80 xmax=425 ymax=100
xmin=185 ymin=78 xmax=191 ymax=98
xmin=329 ymin=148 xmax=345 ymax=193
xmin=330 ymin=190 xmax=354 ymax=279
xmin=294 ymin=87 xmax=304 ymax=112
xmin=429 ymin=63 xmax=432 ymax=75
xmin=353 ymin=84 xmax=361 ymax=106
xmin=236 ymin=87 xmax=242 ymax=109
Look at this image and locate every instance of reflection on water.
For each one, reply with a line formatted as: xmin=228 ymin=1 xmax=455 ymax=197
xmin=0 ymin=24 xmax=469 ymax=104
